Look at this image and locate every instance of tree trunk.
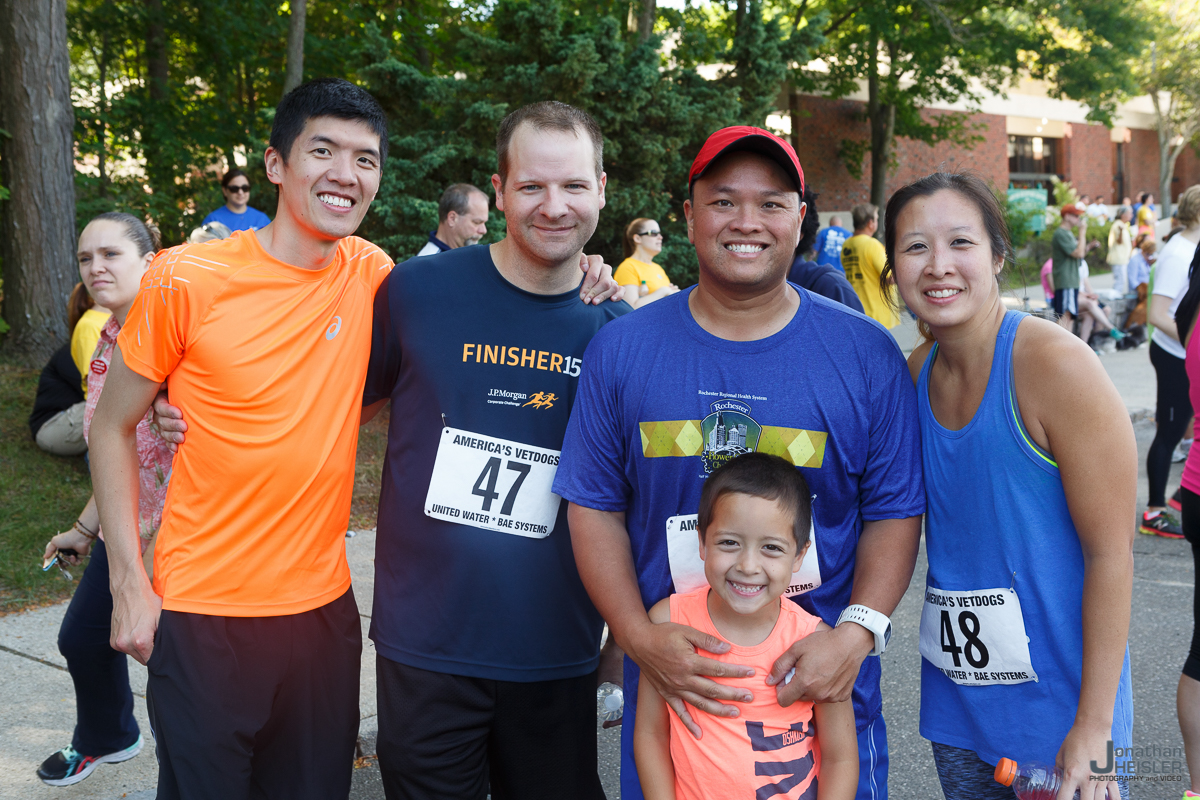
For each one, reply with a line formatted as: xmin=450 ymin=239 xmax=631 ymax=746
xmin=0 ymin=0 xmax=78 ymax=364
xmin=637 ymin=0 xmax=656 ymax=44
xmin=866 ymin=31 xmax=894 ymax=226
xmin=145 ymin=0 xmax=167 ymax=103
xmin=282 ymin=0 xmax=307 ymax=97
xmin=144 ymin=0 xmax=170 ymax=198
xmin=736 ymin=0 xmax=747 ymax=33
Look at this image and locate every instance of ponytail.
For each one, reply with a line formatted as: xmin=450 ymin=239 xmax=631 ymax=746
xmin=66 ymin=282 xmax=95 ymax=334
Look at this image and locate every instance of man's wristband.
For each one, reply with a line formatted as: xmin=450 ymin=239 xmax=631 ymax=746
xmin=836 ymin=604 xmax=892 ymax=657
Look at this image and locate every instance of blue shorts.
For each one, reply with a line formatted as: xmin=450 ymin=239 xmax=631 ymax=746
xmin=1053 ymin=288 xmax=1079 ymax=317
xmin=620 ymin=660 xmax=890 ymax=800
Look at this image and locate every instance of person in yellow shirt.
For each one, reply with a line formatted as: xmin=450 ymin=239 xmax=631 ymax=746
xmin=842 ymin=203 xmax=900 ymax=328
xmin=615 ymin=217 xmax=679 ymax=308
xmin=69 ymin=284 xmax=111 ymax=396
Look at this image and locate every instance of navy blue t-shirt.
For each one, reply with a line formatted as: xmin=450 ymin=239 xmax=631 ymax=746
xmin=553 ymin=287 xmax=923 ymax=761
xmin=202 ymin=205 xmax=272 ymax=232
xmin=363 ymin=245 xmax=630 ymax=681
xmin=815 ymin=225 xmax=851 ymax=270
xmin=787 ymin=259 xmax=864 ymax=313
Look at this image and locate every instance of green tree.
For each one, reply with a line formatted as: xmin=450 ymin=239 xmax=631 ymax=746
xmin=800 ymin=0 xmax=1148 ymax=218
xmin=360 ymin=0 xmax=820 ymax=285
xmin=1133 ymin=0 xmax=1200 ymax=219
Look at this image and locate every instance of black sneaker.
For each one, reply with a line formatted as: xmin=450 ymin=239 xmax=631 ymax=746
xmin=36 ymin=736 xmax=143 ymax=786
xmin=1140 ymin=510 xmax=1185 ymax=539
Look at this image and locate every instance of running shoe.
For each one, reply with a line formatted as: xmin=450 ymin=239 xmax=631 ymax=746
xmin=1181 ymin=791 xmax=1200 ymax=799
xmin=36 ymin=736 xmax=143 ymax=786
xmin=1170 ymin=488 xmax=1184 ymax=512
xmin=1140 ymin=510 xmax=1185 ymax=539
xmin=1109 ymin=327 xmax=1127 ymax=341
xmin=1174 ymin=438 xmax=1194 ymax=463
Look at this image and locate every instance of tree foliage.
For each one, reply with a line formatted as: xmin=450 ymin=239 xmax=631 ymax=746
xmin=63 ymin=0 xmax=820 ymax=286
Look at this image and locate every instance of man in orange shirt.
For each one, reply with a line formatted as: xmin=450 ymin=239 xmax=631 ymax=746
xmin=88 ymin=79 xmax=389 ymax=800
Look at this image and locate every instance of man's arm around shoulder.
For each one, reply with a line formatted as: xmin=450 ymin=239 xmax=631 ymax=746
xmin=91 ymin=347 xmax=168 ymax=665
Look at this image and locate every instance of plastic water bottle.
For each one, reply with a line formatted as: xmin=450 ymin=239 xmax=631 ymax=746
xmin=638 ymin=280 xmax=649 ymax=297
xmin=597 ymin=682 xmax=623 ymax=724
xmin=993 ymin=758 xmax=1066 ymax=800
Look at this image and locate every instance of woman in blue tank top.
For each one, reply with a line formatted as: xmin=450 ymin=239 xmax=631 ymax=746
xmin=881 ymin=173 xmax=1135 ymax=800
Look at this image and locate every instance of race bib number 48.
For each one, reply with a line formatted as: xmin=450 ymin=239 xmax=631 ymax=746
xmin=424 ymin=427 xmax=561 ymax=539
xmin=665 ymin=514 xmax=822 ymax=598
xmin=918 ymin=586 xmax=1038 ymax=686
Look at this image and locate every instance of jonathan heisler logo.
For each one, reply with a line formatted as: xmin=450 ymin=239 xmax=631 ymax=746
xmin=1088 ymin=740 xmax=1186 ymax=782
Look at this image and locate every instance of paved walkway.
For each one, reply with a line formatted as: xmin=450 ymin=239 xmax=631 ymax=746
xmin=0 ymin=277 xmax=1178 ymax=799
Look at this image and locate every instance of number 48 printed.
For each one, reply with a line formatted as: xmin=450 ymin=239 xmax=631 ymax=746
xmin=940 ymin=609 xmax=990 ymax=669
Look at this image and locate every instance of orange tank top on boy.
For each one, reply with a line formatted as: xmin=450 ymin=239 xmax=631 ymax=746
xmin=118 ymin=231 xmax=393 ymax=617
xmin=668 ymin=587 xmax=823 ymax=800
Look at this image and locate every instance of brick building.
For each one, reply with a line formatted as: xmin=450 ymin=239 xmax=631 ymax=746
xmin=779 ymin=77 xmax=1200 ymax=219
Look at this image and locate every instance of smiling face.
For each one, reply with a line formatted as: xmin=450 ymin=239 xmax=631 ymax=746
xmin=685 ymin=152 xmax=804 ymax=295
xmin=700 ymin=492 xmax=806 ymax=625
xmin=492 ymin=122 xmax=606 ymax=269
xmin=77 ymin=219 xmax=155 ymax=321
xmin=893 ymin=188 xmax=1003 ymax=332
xmin=222 ymin=176 xmax=251 ymax=212
xmin=264 ymin=115 xmax=382 ymax=245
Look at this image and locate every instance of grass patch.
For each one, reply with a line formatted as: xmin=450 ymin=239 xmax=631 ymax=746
xmin=0 ymin=352 xmax=388 ymax=613
xmin=0 ymin=356 xmax=92 ymax=612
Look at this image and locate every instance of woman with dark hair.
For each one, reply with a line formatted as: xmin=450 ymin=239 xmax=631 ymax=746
xmin=202 ymin=168 xmax=271 ymax=232
xmin=615 ymin=217 xmax=678 ymax=308
xmin=884 ymin=172 xmax=1134 ymax=800
xmin=1166 ymin=201 xmax=1200 ymax=800
xmin=1142 ymin=185 xmax=1200 ymax=537
xmin=36 ymin=211 xmax=171 ymax=787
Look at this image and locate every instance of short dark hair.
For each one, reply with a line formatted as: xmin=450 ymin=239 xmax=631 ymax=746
xmin=880 ymin=171 xmax=1011 ymax=341
xmin=851 ymin=203 xmax=878 ymax=230
xmin=270 ymin=78 xmax=389 ymax=164
xmin=220 ymin=168 xmax=248 ymax=189
xmin=795 ymin=187 xmax=820 ymax=257
xmin=495 ymin=101 xmax=603 ymax=188
xmin=697 ymin=453 xmax=812 ymax=549
xmin=438 ymin=183 xmax=486 ymax=223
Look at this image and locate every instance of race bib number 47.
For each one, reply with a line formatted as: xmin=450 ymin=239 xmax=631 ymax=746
xmin=918 ymin=586 xmax=1038 ymax=686
xmin=424 ymin=427 xmax=561 ymax=539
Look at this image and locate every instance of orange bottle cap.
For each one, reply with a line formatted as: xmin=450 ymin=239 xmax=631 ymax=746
xmin=994 ymin=758 xmax=1017 ymax=786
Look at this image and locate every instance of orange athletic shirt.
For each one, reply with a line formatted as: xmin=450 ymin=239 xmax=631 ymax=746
xmin=668 ymin=587 xmax=822 ymax=800
xmin=118 ymin=230 xmax=393 ymax=616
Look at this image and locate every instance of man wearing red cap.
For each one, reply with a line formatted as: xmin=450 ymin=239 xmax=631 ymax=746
xmin=554 ymin=126 xmax=924 ymax=800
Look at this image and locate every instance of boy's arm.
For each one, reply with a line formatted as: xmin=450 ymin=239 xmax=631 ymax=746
xmin=810 ymin=624 xmax=859 ymax=800
xmin=634 ymin=599 xmax=678 ymax=800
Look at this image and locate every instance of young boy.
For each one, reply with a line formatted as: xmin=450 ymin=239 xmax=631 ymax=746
xmin=634 ymin=452 xmax=859 ymax=800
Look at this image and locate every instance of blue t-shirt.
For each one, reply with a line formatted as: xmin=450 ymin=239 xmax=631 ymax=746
xmin=815 ymin=225 xmax=851 ymax=270
xmin=362 ymin=246 xmax=630 ymax=681
xmin=553 ymin=287 xmax=924 ymax=772
xmin=788 ymin=260 xmax=864 ymax=313
xmin=202 ymin=205 xmax=272 ymax=232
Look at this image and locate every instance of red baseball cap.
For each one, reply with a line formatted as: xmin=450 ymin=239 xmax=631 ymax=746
xmin=689 ymin=126 xmax=805 ymax=196
xmin=1060 ymin=203 xmax=1085 ymax=217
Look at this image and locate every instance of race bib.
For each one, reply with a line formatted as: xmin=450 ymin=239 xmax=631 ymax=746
xmin=665 ymin=513 xmax=822 ymax=597
xmin=424 ymin=427 xmax=561 ymax=539
xmin=918 ymin=587 xmax=1038 ymax=686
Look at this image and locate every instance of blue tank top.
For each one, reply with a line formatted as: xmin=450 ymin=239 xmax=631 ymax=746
xmin=917 ymin=310 xmax=1132 ymax=767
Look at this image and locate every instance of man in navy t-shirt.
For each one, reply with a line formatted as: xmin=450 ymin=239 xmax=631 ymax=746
xmin=815 ymin=216 xmax=852 ymax=271
xmin=553 ymin=127 xmax=924 ymax=800
xmin=361 ymin=101 xmax=627 ymax=799
xmin=789 ymin=188 xmax=864 ymax=312
xmin=202 ymin=169 xmax=272 ymax=232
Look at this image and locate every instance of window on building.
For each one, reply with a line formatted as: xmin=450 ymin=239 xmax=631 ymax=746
xmin=1008 ymin=135 xmax=1060 ymax=178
